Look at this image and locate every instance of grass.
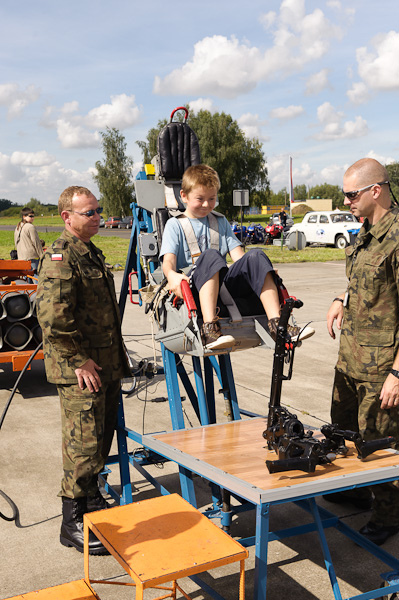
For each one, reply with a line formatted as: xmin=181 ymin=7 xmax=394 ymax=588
xmin=0 ymin=212 xmax=346 ymax=268
xmin=0 ymin=230 xmax=130 ymax=268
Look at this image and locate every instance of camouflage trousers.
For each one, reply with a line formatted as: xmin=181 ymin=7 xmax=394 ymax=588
xmin=332 ymin=369 xmax=399 ymax=526
xmin=57 ymin=379 xmax=121 ymax=499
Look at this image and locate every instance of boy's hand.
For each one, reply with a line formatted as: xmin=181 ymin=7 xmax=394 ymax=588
xmin=167 ymin=271 xmax=190 ymax=298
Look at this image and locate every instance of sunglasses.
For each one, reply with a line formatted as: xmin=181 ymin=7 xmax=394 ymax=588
xmin=71 ymin=207 xmax=103 ymax=218
xmin=343 ymin=181 xmax=389 ymax=200
xmin=27 ymin=214 xmax=35 ymax=218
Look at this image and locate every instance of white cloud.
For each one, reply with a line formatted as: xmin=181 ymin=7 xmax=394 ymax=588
xmin=320 ymin=163 xmax=345 ymax=184
xmin=153 ymin=2 xmax=342 ymax=99
xmin=366 ymin=150 xmax=396 ymax=165
xmin=269 ymin=105 xmax=304 ymax=120
xmin=258 ymin=11 xmax=276 ymax=29
xmin=56 ymin=119 xmax=100 ymax=149
xmin=305 ymin=69 xmax=330 ymax=95
xmin=42 ymin=94 xmax=142 ymax=149
xmin=267 ymin=154 xmax=317 ymax=190
xmin=346 ymin=81 xmax=369 ymax=105
xmin=314 ymin=102 xmax=368 ymax=140
xmin=0 ymin=151 xmax=97 ymax=204
xmin=10 ymin=151 xmax=55 ymax=167
xmin=0 ymin=83 xmax=40 ymax=118
xmin=188 ymin=98 xmax=216 ymax=113
xmin=0 ymin=153 xmax=24 ymax=183
xmin=237 ymin=113 xmax=270 ymax=141
xmin=84 ymin=94 xmax=141 ymax=129
xmin=326 ymin=0 xmax=341 ymax=8
xmin=356 ymin=31 xmax=399 ymax=90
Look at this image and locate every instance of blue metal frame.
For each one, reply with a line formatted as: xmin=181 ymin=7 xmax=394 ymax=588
xmin=143 ymin=428 xmax=399 ymax=600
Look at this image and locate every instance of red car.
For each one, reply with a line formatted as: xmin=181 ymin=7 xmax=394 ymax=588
xmin=104 ymin=216 xmax=121 ymax=228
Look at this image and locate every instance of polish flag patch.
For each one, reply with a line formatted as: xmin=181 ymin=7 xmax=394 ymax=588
xmin=51 ymin=253 xmax=63 ymax=261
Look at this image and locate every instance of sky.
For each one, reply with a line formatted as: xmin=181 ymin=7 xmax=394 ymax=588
xmin=1 ymin=0 xmax=399 ymax=205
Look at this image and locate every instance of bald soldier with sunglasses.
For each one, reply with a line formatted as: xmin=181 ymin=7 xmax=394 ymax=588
xmin=36 ymin=186 xmax=130 ymax=556
xmin=326 ymin=158 xmax=399 ymax=545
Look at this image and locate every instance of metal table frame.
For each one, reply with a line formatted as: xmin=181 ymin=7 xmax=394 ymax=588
xmin=143 ymin=418 xmax=399 ymax=600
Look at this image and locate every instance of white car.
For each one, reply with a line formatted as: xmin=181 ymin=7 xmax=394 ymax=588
xmin=289 ymin=210 xmax=361 ymax=249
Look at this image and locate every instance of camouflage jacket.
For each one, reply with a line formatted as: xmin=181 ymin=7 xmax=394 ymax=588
xmin=336 ymin=207 xmax=399 ymax=382
xmin=36 ymin=230 xmax=130 ymax=384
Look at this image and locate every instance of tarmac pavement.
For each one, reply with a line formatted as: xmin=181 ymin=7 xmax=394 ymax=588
xmin=1 ymin=261 xmax=397 ymax=600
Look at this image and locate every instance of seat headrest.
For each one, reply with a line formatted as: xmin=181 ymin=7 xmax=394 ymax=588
xmin=157 ymin=122 xmax=201 ymax=181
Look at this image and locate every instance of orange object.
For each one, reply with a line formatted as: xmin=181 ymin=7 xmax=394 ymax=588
xmin=84 ymin=493 xmax=248 ymax=600
xmin=6 ymin=579 xmax=100 ymax=599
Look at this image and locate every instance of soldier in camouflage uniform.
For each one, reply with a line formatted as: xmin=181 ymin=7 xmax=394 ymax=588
xmin=327 ymin=158 xmax=399 ymax=545
xmin=36 ymin=186 xmax=130 ymax=555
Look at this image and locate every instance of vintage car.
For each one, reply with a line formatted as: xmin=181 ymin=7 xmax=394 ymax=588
xmin=104 ymin=216 xmax=122 ymax=228
xmin=289 ymin=210 xmax=361 ymax=248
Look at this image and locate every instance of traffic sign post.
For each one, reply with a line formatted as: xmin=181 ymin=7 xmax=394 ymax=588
xmin=233 ymin=190 xmax=249 ymax=246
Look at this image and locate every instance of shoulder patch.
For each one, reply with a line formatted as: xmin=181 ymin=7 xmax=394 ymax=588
xmin=52 ymin=239 xmax=68 ymax=250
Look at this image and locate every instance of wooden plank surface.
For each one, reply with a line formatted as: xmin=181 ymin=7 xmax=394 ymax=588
xmin=152 ymin=418 xmax=399 ymax=491
xmin=85 ymin=493 xmax=248 ymax=586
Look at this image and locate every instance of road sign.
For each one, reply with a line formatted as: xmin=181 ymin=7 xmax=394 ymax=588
xmin=233 ymin=190 xmax=249 ymax=206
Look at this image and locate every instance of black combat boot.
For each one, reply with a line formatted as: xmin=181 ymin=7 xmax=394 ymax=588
xmin=60 ymin=496 xmax=109 ymax=555
xmin=86 ymin=489 xmax=110 ymax=512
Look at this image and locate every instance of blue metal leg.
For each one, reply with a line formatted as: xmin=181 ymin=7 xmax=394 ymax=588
xmin=162 ymin=344 xmax=186 ymax=431
xmin=307 ymin=497 xmax=343 ymax=600
xmin=115 ymin=395 xmax=133 ymax=505
xmin=218 ymin=354 xmax=241 ymax=421
xmin=254 ymin=502 xmax=270 ymax=600
xmin=204 ymin=357 xmax=216 ymax=424
xmin=192 ymin=356 xmax=210 ymax=425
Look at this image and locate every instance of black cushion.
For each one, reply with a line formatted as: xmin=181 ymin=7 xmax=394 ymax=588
xmin=157 ymin=122 xmax=201 ymax=180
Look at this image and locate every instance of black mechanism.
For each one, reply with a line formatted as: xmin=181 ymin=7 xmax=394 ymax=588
xmin=263 ymin=298 xmax=395 ymax=474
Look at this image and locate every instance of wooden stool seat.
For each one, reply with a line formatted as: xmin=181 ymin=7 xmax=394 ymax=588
xmin=6 ymin=579 xmax=100 ymax=599
xmin=84 ymin=493 xmax=248 ymax=600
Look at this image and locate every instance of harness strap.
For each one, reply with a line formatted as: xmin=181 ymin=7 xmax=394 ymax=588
xmin=176 ymin=212 xmax=219 ymax=263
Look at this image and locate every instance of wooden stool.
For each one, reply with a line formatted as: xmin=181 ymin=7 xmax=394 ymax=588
xmin=6 ymin=579 xmax=100 ymax=599
xmin=84 ymin=493 xmax=248 ymax=600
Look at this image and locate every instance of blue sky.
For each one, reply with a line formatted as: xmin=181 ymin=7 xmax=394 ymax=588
xmin=1 ymin=0 xmax=399 ymax=205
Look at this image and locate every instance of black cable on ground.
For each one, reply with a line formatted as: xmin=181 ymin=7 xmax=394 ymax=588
xmin=0 ymin=341 xmax=43 ymax=522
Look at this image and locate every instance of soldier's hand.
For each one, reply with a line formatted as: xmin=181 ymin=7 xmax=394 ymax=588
xmin=75 ymin=359 xmax=102 ymax=392
xmin=380 ymin=373 xmax=399 ymax=409
xmin=327 ymin=300 xmax=344 ymax=339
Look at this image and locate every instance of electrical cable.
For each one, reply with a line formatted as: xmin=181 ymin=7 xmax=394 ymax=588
xmin=0 ymin=341 xmax=43 ymax=522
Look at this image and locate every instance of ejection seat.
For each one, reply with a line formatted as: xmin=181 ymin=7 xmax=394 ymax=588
xmin=133 ymin=107 xmax=278 ymax=357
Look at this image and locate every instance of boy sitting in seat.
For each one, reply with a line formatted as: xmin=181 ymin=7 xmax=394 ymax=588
xmin=160 ymin=164 xmax=314 ymax=351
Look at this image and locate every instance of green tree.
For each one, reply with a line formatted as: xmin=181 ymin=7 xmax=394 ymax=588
xmin=386 ymin=162 xmax=399 ymax=202
xmin=309 ymin=183 xmax=343 ymax=209
xmin=26 ymin=197 xmax=41 ymax=209
xmin=0 ymin=199 xmax=13 ymax=211
xmin=137 ymin=108 xmax=269 ymax=219
xmin=93 ymin=127 xmax=135 ymax=216
xmin=293 ymin=184 xmax=307 ymax=202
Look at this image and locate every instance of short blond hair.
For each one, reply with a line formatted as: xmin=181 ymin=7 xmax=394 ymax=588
xmin=58 ymin=186 xmax=93 ymax=214
xmin=181 ymin=164 xmax=221 ymax=195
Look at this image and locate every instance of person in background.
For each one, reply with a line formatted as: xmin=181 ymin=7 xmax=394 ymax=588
xmin=14 ymin=207 xmax=43 ymax=272
xmin=279 ymin=209 xmax=287 ymax=228
xmin=326 ymin=158 xmax=399 ymax=545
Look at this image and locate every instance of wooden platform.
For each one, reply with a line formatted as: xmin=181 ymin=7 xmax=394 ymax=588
xmin=6 ymin=579 xmax=100 ymax=599
xmin=146 ymin=417 xmax=399 ymax=503
xmin=84 ymin=493 xmax=248 ymax=600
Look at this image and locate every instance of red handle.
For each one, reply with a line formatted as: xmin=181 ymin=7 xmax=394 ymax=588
xmin=181 ymin=280 xmax=197 ymax=318
xmin=170 ymin=106 xmax=189 ymax=123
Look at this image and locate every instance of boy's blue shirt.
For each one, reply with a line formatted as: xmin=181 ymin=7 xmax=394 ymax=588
xmin=160 ymin=214 xmax=241 ymax=270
